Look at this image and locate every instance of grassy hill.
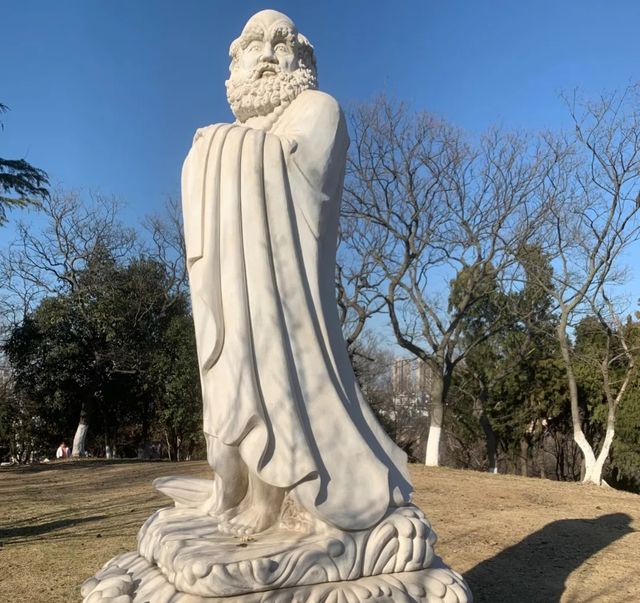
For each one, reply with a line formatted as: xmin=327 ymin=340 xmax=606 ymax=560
xmin=0 ymin=460 xmax=638 ymax=602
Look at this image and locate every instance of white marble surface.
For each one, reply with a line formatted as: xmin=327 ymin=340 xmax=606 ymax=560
xmin=135 ymin=503 xmax=435 ymax=597
xmin=180 ymin=8 xmax=412 ymax=534
xmin=81 ymin=9 xmax=471 ymax=602
xmin=81 ymin=554 xmax=471 ymax=603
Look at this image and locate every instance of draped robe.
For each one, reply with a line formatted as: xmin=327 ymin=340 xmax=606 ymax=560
xmin=182 ymin=90 xmax=413 ymax=531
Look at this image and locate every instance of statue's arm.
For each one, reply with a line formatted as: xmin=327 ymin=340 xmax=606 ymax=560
xmin=182 ymin=123 xmax=231 ymax=265
xmin=279 ymin=91 xmax=349 ymax=190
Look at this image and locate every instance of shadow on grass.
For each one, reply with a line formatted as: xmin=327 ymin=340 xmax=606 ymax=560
xmin=464 ymin=512 xmax=633 ymax=603
xmin=0 ymin=458 xmax=170 ymax=475
xmin=0 ymin=515 xmax=106 ymax=543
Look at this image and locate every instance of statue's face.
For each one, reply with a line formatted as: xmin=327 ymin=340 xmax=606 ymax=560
xmin=226 ymin=10 xmax=317 ymax=123
xmin=233 ymin=15 xmax=299 ymax=84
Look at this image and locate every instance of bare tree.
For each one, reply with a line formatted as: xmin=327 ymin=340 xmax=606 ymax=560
xmin=336 ymin=218 xmax=386 ymax=351
xmin=575 ymin=299 xmax=638 ymax=485
xmin=532 ymin=86 xmax=640 ymax=485
xmin=343 ymin=97 xmax=563 ymax=465
xmin=0 ymin=191 xmax=135 ymax=313
xmin=142 ymin=196 xmax=189 ymax=303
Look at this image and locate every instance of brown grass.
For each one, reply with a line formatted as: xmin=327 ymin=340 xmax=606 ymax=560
xmin=0 ymin=460 xmax=638 ymax=602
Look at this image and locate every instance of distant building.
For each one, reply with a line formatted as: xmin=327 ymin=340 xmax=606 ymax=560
xmin=376 ymin=357 xmax=433 ymax=459
xmin=415 ymin=360 xmax=431 ymax=395
xmin=392 ymin=357 xmax=414 ymax=393
xmin=392 ymin=357 xmax=431 ymax=395
xmin=391 ymin=357 xmax=431 ymax=416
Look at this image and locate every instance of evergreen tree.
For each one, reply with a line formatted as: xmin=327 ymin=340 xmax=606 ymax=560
xmin=0 ymin=103 xmax=49 ymax=224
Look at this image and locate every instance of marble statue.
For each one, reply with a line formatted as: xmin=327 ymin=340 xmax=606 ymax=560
xmin=81 ymin=10 xmax=472 ymax=603
xmin=181 ymin=7 xmax=413 ymax=537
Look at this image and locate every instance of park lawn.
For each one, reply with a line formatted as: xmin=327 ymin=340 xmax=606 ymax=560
xmin=0 ymin=460 xmax=638 ymax=602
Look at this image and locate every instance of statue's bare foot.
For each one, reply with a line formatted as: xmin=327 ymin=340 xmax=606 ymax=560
xmin=201 ymin=435 xmax=249 ymax=518
xmin=219 ymin=503 xmax=281 ymax=536
xmin=218 ymin=476 xmax=285 ymax=536
xmin=196 ymin=477 xmax=247 ymax=518
xmin=214 ymin=493 xmax=250 ymax=523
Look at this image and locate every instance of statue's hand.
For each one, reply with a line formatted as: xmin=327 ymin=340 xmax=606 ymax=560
xmin=281 ymin=137 xmax=298 ymax=154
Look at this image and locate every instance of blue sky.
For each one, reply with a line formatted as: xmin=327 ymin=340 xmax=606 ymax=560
xmin=2 ymin=0 xmax=640 ymax=300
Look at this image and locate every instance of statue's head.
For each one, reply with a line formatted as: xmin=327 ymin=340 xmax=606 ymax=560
xmin=226 ymin=10 xmax=318 ymax=123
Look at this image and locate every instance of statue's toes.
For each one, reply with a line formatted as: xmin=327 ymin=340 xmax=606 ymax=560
xmin=218 ymin=519 xmax=249 ymax=537
xmin=238 ymin=524 xmax=256 ymax=536
xmin=217 ymin=520 xmax=234 ymax=535
xmin=232 ymin=522 xmax=252 ymax=536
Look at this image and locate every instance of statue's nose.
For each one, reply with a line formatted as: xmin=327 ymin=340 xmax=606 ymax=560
xmin=260 ymin=42 xmax=277 ymax=63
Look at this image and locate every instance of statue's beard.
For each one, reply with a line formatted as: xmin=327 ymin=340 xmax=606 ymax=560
xmin=226 ymin=64 xmax=317 ymax=123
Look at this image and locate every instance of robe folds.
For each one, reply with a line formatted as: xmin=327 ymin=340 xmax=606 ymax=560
xmin=182 ymin=90 xmax=413 ymax=531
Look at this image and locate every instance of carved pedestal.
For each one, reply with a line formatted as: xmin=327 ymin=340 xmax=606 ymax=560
xmin=81 ymin=504 xmax=471 ymax=602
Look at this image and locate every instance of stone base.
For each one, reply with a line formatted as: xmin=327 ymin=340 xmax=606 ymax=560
xmin=134 ymin=504 xmax=438 ymax=597
xmin=82 ymin=501 xmax=472 ymax=602
xmin=81 ymin=552 xmax=471 ymax=602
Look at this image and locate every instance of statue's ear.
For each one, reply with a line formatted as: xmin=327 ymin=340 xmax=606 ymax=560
xmin=297 ymin=33 xmax=317 ymax=74
xmin=228 ymin=37 xmax=241 ymax=64
xmin=297 ymin=33 xmax=313 ymax=51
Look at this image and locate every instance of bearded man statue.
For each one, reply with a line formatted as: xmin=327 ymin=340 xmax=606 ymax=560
xmin=81 ymin=11 xmax=472 ymax=602
xmin=181 ymin=8 xmax=412 ymax=535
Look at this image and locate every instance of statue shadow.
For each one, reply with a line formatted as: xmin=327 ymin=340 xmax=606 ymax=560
xmin=0 ymin=515 xmax=106 ymax=544
xmin=464 ymin=513 xmax=633 ymax=603
xmin=3 ymin=458 xmax=164 ymax=475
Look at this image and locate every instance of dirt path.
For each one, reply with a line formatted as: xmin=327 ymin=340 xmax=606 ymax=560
xmin=0 ymin=461 xmax=637 ymax=602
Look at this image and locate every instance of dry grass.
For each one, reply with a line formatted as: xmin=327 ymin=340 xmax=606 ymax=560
xmin=0 ymin=460 xmax=638 ymax=602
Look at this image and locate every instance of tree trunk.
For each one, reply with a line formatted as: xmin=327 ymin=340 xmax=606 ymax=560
xmin=520 ymin=438 xmax=529 ymax=477
xmin=425 ymin=369 xmax=448 ymax=466
xmin=556 ymin=322 xmax=598 ymax=482
xmin=424 ymin=422 xmax=441 ymax=466
xmin=538 ymin=440 xmax=546 ymax=479
xmin=585 ymin=410 xmax=616 ymax=485
xmin=72 ymin=405 xmax=89 ymax=457
xmin=554 ymin=440 xmax=562 ymax=480
xmin=165 ymin=430 xmax=173 ymax=462
xmin=473 ymin=392 xmax=498 ymax=473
